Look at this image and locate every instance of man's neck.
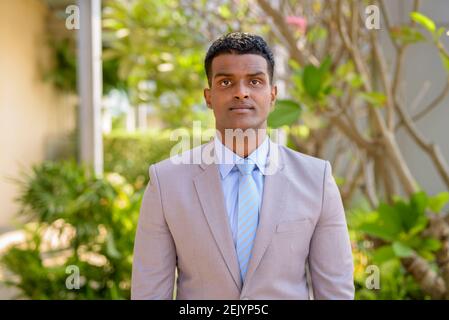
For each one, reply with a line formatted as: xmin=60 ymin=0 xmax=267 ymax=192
xmin=217 ymin=128 xmax=267 ymax=158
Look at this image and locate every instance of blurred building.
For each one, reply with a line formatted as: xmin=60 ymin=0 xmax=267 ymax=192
xmin=0 ymin=0 xmax=77 ymax=232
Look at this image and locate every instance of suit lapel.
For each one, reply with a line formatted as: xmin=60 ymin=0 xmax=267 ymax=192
xmin=193 ymin=146 xmax=242 ymax=291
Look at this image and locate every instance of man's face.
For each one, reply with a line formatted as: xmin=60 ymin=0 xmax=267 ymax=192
xmin=204 ymin=54 xmax=277 ymax=136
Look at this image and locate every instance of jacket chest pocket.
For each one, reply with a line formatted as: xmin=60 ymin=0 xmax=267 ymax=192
xmin=276 ymin=218 xmax=313 ymax=234
xmin=273 ymin=219 xmax=314 ymax=254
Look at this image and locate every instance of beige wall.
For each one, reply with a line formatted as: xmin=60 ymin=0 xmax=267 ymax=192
xmin=0 ymin=0 xmax=76 ymax=231
xmin=382 ymin=0 xmax=449 ymax=196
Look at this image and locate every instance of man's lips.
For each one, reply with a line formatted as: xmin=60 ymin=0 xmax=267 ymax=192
xmin=229 ymin=105 xmax=255 ymax=110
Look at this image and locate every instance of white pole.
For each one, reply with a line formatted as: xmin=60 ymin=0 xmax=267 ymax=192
xmin=126 ymin=107 xmax=136 ymax=132
xmin=77 ymin=0 xmax=103 ymax=176
xmin=102 ymin=103 xmax=112 ymax=134
xmin=137 ymin=105 xmax=148 ymax=131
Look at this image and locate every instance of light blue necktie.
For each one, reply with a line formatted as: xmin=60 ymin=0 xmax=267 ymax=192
xmin=236 ymin=159 xmax=260 ymax=281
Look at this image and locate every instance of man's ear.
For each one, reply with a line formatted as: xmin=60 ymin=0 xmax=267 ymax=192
xmin=204 ymin=88 xmax=212 ymax=110
xmin=270 ymin=85 xmax=277 ymax=110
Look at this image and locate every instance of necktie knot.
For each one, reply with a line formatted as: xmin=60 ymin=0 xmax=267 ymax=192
xmin=236 ymin=160 xmax=256 ymax=176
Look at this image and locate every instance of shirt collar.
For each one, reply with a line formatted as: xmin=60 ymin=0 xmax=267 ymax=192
xmin=214 ymin=134 xmax=270 ymax=179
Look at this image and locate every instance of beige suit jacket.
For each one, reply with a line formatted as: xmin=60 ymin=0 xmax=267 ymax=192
xmin=131 ymin=139 xmax=354 ymax=299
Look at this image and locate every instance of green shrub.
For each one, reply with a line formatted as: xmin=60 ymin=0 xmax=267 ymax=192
xmin=103 ymin=129 xmax=214 ymax=187
xmin=103 ymin=130 xmax=177 ymax=187
xmin=2 ymin=129 xmax=209 ymax=299
xmin=1 ymin=161 xmax=142 ymax=299
xmin=350 ymin=191 xmax=449 ymax=299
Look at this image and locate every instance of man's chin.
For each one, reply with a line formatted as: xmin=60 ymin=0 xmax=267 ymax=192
xmin=220 ymin=123 xmax=267 ymax=135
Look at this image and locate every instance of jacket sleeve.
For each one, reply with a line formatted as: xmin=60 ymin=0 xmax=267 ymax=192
xmin=131 ymin=164 xmax=176 ymax=300
xmin=308 ymin=161 xmax=355 ymax=299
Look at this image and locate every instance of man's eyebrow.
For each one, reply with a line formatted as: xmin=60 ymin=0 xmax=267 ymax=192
xmin=213 ymin=71 xmax=267 ymax=79
xmin=247 ymin=71 xmax=267 ymax=77
xmin=213 ymin=72 xmax=233 ymax=79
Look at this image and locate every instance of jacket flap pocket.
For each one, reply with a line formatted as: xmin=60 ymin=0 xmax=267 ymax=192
xmin=276 ymin=219 xmax=310 ymax=233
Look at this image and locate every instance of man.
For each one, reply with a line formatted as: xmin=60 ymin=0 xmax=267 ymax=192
xmin=131 ymin=32 xmax=354 ymax=300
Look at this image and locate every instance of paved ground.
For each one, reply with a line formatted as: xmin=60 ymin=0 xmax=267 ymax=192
xmin=0 ymin=230 xmax=25 ymax=299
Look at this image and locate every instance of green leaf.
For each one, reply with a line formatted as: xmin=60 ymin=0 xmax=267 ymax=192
xmin=322 ymin=85 xmax=333 ymax=95
xmin=410 ymin=191 xmax=428 ymax=215
xmin=372 ymin=245 xmax=396 ymax=264
xmin=418 ymin=250 xmax=435 ymax=261
xmin=390 ymin=26 xmax=426 ymax=45
xmin=392 ymin=241 xmax=415 ymax=257
xmin=359 ymin=92 xmax=387 ymax=107
xmin=434 ymin=27 xmax=446 ymax=41
xmin=419 ymin=237 xmax=442 ymax=252
xmin=267 ymin=99 xmax=302 ymax=128
xmin=288 ymin=59 xmax=301 ymax=71
xmin=347 ymin=209 xmax=377 ymax=229
xmin=402 ymin=191 xmax=428 ymax=232
xmin=428 ymin=191 xmax=449 ymax=213
xmin=407 ymin=215 xmax=428 ymax=236
xmin=302 ymin=65 xmax=322 ymax=98
xmin=334 ymin=176 xmax=345 ymax=187
xmin=358 ymin=222 xmax=397 ymax=242
xmin=348 ymin=75 xmax=364 ymax=89
xmin=410 ymin=12 xmax=436 ymax=33
xmin=336 ymin=61 xmax=354 ymax=77
xmin=307 ymin=26 xmax=327 ymax=43
xmin=393 ymin=200 xmax=416 ymax=232
xmin=319 ymin=56 xmax=332 ymax=74
xmin=378 ymin=203 xmax=403 ymax=235
xmin=390 ymin=192 xmax=428 ymax=234
xmin=218 ymin=5 xmax=231 ymax=19
xmin=301 ymin=57 xmax=332 ymax=99
xmin=437 ymin=27 xmax=446 ymax=37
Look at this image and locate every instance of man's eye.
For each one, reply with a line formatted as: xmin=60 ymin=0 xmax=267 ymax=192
xmin=251 ymin=79 xmax=261 ymax=85
xmin=220 ymin=80 xmax=231 ymax=86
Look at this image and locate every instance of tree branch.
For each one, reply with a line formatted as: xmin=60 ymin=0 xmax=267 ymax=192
xmin=370 ymin=30 xmax=396 ymax=130
xmin=394 ymin=97 xmax=449 ymax=189
xmin=412 ymin=80 xmax=449 ymax=122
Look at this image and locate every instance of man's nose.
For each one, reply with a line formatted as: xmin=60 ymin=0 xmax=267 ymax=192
xmin=234 ymin=82 xmax=249 ymax=100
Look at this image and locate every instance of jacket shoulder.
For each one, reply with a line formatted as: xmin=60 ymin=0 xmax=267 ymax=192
xmin=279 ymin=145 xmax=328 ymax=171
xmin=278 ymin=145 xmax=331 ymax=195
xmin=148 ymin=141 xmax=210 ymax=179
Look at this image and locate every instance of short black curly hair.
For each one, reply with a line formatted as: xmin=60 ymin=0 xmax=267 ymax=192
xmin=204 ymin=32 xmax=275 ymax=87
